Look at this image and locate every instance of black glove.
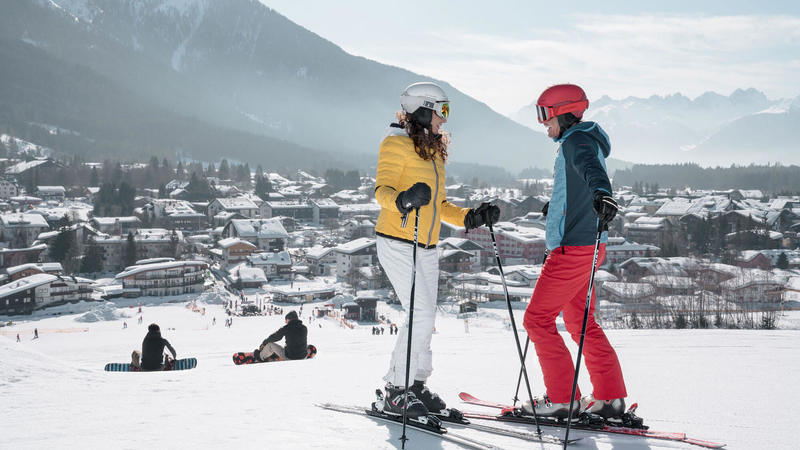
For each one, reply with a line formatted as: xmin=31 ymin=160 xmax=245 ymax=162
xmin=541 ymin=201 xmax=549 ymax=218
xmin=542 ymin=249 xmax=550 ymax=265
xmin=395 ymin=182 xmax=431 ymax=214
xmin=464 ymin=202 xmax=500 ymax=230
xmin=593 ymin=191 xmax=618 ymax=225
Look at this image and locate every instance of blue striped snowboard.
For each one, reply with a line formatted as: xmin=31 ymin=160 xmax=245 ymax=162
xmin=104 ymin=358 xmax=197 ymax=372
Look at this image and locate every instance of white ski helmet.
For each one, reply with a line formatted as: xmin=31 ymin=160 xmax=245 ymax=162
xmin=400 ymin=82 xmax=450 ymax=119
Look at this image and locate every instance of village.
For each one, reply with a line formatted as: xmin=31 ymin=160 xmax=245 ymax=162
xmin=0 ymin=140 xmax=798 ymax=331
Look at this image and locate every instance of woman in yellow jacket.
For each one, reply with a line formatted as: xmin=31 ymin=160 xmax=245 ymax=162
xmin=374 ymin=82 xmax=500 ymax=418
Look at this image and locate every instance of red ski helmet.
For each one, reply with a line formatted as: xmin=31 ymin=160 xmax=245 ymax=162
xmin=535 ymin=84 xmax=589 ymax=123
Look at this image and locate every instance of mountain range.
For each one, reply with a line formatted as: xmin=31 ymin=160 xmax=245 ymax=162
xmin=0 ymin=0 xmax=555 ymax=173
xmin=512 ymin=89 xmax=800 ymax=166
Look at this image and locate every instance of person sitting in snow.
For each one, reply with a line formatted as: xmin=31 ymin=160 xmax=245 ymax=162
xmin=140 ymin=323 xmax=177 ymax=371
xmin=257 ymin=311 xmax=307 ymax=362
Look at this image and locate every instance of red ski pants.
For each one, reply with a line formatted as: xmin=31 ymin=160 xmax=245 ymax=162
xmin=523 ymin=244 xmax=627 ymax=403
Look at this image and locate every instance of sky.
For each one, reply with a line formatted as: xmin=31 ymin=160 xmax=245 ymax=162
xmin=261 ymin=0 xmax=800 ymax=115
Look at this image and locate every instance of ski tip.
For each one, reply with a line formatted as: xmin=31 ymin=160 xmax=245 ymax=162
xmin=458 ymin=392 xmax=476 ymax=401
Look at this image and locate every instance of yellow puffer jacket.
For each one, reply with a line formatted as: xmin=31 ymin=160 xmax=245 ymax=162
xmin=374 ymin=127 xmax=469 ymax=247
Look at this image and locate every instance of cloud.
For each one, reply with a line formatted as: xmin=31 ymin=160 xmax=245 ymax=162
xmin=362 ymin=14 xmax=800 ymax=115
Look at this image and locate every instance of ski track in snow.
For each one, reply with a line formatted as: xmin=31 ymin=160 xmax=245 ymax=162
xmin=1 ymin=300 xmax=797 ymax=449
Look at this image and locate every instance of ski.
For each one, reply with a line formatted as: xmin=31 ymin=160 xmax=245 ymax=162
xmin=459 ymin=392 xmax=726 ymax=449
xmin=316 ymin=403 xmax=498 ymax=450
xmin=428 ymin=406 xmax=576 ymax=444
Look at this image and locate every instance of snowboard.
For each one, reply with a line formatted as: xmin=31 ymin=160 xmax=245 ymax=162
xmin=233 ymin=344 xmax=317 ymax=365
xmin=104 ymin=357 xmax=197 ymax=372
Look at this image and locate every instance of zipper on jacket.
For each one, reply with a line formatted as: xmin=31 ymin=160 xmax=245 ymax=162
xmin=427 ymin=159 xmax=440 ymax=246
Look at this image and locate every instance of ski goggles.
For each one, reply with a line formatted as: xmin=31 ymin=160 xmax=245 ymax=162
xmin=424 ymin=100 xmax=450 ymax=119
xmin=535 ymin=100 xmax=589 ymax=123
xmin=437 ymin=102 xmax=449 ymax=119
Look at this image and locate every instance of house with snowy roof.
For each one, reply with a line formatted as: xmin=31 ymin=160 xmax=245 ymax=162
xmin=334 ymin=238 xmax=377 ymax=281
xmin=261 ymin=200 xmax=314 ymax=221
xmin=440 ymin=237 xmax=483 ymax=269
xmin=455 ymin=221 xmax=546 ymax=266
xmin=247 ymin=251 xmax=292 ymax=280
xmin=310 ymin=198 xmax=340 ymax=224
xmin=268 ymin=280 xmax=336 ymax=303
xmin=338 ymin=202 xmax=381 ymax=220
xmin=35 ymin=186 xmax=66 ymax=202
xmin=619 ymin=257 xmax=700 ymax=281
xmin=0 ymin=244 xmax=47 ymax=270
xmin=233 ymin=265 xmax=267 ymax=289
xmin=0 ymin=273 xmax=57 ymax=315
xmin=600 ymin=282 xmax=656 ymax=305
xmin=143 ymin=199 xmax=206 ymax=231
xmin=3 ymin=262 xmax=63 ymax=283
xmin=0 ymin=178 xmax=19 ymax=199
xmin=94 ymin=228 xmax=182 ymax=271
xmin=624 ymin=216 xmax=673 ymax=248
xmin=222 ymin=218 xmax=288 ymax=252
xmin=0 ymin=213 xmax=50 ymax=247
xmin=115 ymin=259 xmax=208 ymax=298
xmin=301 ymin=246 xmax=337 ymax=276
xmin=438 ymin=249 xmax=474 ymax=274
xmin=91 ymin=216 xmax=141 ymax=236
xmin=343 ymin=217 xmax=376 ymax=239
xmin=718 ymin=269 xmax=784 ymax=304
xmin=218 ymin=238 xmax=257 ymax=266
xmin=604 ymin=237 xmax=661 ymax=266
xmin=207 ymin=197 xmax=259 ymax=220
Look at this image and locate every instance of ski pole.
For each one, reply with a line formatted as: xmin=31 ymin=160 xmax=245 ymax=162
xmin=400 ymin=207 xmax=420 ymax=449
xmin=562 ymin=220 xmax=604 ymax=450
xmin=512 ymin=338 xmax=530 ymax=406
xmin=488 ymin=222 xmax=542 ymax=436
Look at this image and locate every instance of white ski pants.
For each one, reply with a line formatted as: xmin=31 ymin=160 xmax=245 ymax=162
xmin=377 ymin=236 xmax=439 ymax=387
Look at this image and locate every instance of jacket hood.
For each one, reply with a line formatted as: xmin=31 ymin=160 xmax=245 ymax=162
xmin=557 ymin=121 xmax=611 ymax=158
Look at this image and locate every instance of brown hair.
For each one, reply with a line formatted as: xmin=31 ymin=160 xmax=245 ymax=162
xmin=396 ymin=111 xmax=450 ymax=162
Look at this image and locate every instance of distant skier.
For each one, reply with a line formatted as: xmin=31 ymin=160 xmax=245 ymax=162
xmin=140 ymin=323 xmax=177 ymax=371
xmin=256 ymin=311 xmax=307 ymax=362
xmin=123 ymin=321 xmax=127 ymax=329
xmin=33 ymin=328 xmax=38 ymax=339
xmin=16 ymin=333 xmax=20 ymax=342
xmin=522 ymin=84 xmax=626 ymax=420
xmin=373 ymin=82 xmax=500 ymax=418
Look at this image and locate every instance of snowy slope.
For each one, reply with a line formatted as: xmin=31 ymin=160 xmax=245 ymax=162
xmin=1 ymin=298 xmax=797 ymax=449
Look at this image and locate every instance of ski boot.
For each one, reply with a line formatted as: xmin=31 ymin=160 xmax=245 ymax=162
xmin=408 ymin=381 xmax=468 ymax=424
xmin=379 ymin=384 xmax=429 ymax=420
xmin=521 ymin=395 xmax=580 ymax=421
xmin=409 ymin=380 xmax=447 ymax=413
xmin=580 ymin=395 xmax=645 ymax=428
xmin=580 ymin=394 xmax=625 ymax=419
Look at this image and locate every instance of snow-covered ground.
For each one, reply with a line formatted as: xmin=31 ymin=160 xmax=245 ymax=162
xmin=1 ymin=298 xmax=797 ymax=449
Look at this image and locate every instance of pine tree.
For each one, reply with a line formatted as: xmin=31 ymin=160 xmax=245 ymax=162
xmin=90 ymin=167 xmax=99 ymax=186
xmin=80 ymin=236 xmax=104 ymax=274
xmin=219 ymin=159 xmax=230 ymax=179
xmin=118 ymin=182 xmax=136 ymax=215
xmin=123 ymin=231 xmax=138 ymax=268
xmin=255 ymin=174 xmax=272 ymax=200
xmin=777 ymin=252 xmax=789 ymax=269
xmin=50 ymin=228 xmax=74 ymax=263
xmin=169 ymin=229 xmax=180 ymax=258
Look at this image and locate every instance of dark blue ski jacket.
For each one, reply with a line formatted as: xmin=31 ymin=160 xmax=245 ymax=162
xmin=545 ymin=121 xmax=612 ymax=251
